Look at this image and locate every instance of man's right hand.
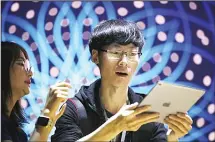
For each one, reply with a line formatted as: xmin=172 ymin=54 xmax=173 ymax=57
xmin=111 ymin=102 xmax=160 ymax=132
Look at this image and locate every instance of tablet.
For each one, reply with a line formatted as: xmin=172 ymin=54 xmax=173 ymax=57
xmin=138 ymin=81 xmax=205 ymax=123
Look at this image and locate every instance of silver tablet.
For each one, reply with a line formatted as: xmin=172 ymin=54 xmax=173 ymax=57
xmin=138 ymin=81 xmax=205 ymax=123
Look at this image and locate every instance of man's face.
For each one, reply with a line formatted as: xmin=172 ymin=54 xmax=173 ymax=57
xmin=93 ymin=43 xmax=140 ymax=87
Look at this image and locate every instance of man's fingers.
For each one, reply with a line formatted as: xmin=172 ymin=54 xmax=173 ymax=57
xmin=126 ymin=102 xmax=139 ymax=110
xmin=132 ymin=114 xmax=160 ymax=126
xmin=128 ymin=116 xmax=159 ymax=131
xmin=133 ymin=105 xmax=152 ymax=116
xmin=164 ymin=117 xmax=188 ymax=134
xmin=177 ymin=112 xmax=193 ymax=125
xmin=164 ymin=120 xmax=186 ymax=137
xmin=168 ymin=115 xmax=192 ymax=131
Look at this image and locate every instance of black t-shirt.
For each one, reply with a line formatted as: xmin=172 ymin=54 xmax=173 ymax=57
xmin=52 ymin=79 xmax=167 ymax=142
xmin=1 ymin=114 xmax=27 ymax=142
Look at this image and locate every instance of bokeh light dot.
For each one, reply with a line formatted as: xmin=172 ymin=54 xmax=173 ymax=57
xmin=185 ymin=70 xmax=194 ymax=81
xmin=171 ymin=52 xmax=179 ymax=63
xmin=49 ymin=7 xmax=58 ymax=16
xmin=142 ymin=62 xmax=151 ymax=71
xmin=72 ymin=1 xmax=82 ymax=9
xmin=155 ymin=15 xmax=165 ymax=25
xmin=152 ymin=76 xmax=160 ymax=83
xmin=83 ymin=31 xmax=91 ymax=40
xmin=208 ymin=131 xmax=215 ymax=142
xmin=193 ymin=54 xmax=202 ymax=65
xmin=81 ymin=78 xmax=88 ymax=85
xmin=196 ymin=29 xmax=205 ymax=39
xmin=153 ymin=53 xmax=162 ymax=63
xmin=36 ymin=55 xmax=41 ymax=64
xmin=189 ymin=2 xmax=197 ymax=10
xmin=61 ymin=19 xmax=69 ymax=27
xmin=50 ymin=67 xmax=59 ymax=77
xmin=95 ymin=6 xmax=105 ymax=15
xmin=157 ymin=31 xmax=167 ymax=41
xmin=133 ymin=1 xmax=144 ymax=9
xmin=62 ymin=32 xmax=70 ymax=41
xmin=163 ymin=66 xmax=172 ymax=76
xmin=26 ymin=10 xmax=35 ymax=19
xmin=36 ymin=97 xmax=43 ymax=104
xmin=11 ymin=2 xmax=19 ymax=12
xmin=136 ymin=21 xmax=146 ymax=30
xmin=203 ymin=75 xmax=211 ymax=87
xmin=30 ymin=113 xmax=37 ymax=120
xmin=30 ymin=42 xmax=38 ymax=51
xmin=208 ymin=104 xmax=215 ymax=114
xmin=20 ymin=98 xmax=28 ymax=109
xmin=83 ymin=18 xmax=93 ymax=26
xmin=175 ymin=32 xmax=184 ymax=43
xmin=47 ymin=35 xmax=54 ymax=43
xmin=94 ymin=66 xmax=100 ymax=76
xmin=45 ymin=22 xmax=53 ymax=31
xmin=117 ymin=7 xmax=128 ymax=16
xmin=9 ymin=25 xmax=17 ymax=34
xmin=201 ymin=36 xmax=209 ymax=46
xmin=196 ymin=117 xmax=205 ymax=128
xmin=22 ymin=32 xmax=30 ymax=41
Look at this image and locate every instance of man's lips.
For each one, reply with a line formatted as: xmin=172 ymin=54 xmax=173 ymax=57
xmin=115 ymin=71 xmax=128 ymax=76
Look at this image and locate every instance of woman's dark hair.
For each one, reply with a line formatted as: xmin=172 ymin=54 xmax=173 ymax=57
xmin=89 ymin=19 xmax=145 ymax=54
xmin=1 ymin=41 xmax=28 ymax=127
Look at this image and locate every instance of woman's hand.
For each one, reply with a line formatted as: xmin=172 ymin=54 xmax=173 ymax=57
xmin=42 ymin=81 xmax=71 ymax=122
xmin=111 ymin=102 xmax=160 ymax=132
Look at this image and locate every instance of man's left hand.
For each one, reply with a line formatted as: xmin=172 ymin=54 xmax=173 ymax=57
xmin=164 ymin=112 xmax=193 ymax=141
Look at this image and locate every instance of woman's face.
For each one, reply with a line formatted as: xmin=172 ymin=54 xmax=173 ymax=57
xmin=10 ymin=51 xmax=33 ymax=99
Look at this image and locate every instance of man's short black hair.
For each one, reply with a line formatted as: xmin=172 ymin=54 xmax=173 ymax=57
xmin=89 ymin=19 xmax=145 ymax=54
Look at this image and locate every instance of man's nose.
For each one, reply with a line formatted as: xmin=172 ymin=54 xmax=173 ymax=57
xmin=118 ymin=54 xmax=128 ymax=67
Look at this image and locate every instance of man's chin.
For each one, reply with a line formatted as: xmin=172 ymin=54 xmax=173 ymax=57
xmin=113 ymin=79 xmax=130 ymax=87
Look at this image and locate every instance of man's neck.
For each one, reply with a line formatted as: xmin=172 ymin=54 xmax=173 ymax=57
xmin=99 ymin=81 xmax=129 ymax=114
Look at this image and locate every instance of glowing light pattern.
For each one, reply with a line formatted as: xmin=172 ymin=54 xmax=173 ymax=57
xmin=1 ymin=1 xmax=215 ymax=141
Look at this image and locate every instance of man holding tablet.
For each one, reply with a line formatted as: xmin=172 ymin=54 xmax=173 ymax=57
xmin=52 ymin=19 xmax=193 ymax=142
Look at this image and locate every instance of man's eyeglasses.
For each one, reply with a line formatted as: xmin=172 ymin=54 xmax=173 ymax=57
xmin=99 ymin=49 xmax=142 ymax=61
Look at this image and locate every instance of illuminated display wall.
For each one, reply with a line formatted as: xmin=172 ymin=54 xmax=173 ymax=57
xmin=1 ymin=1 xmax=215 ymax=141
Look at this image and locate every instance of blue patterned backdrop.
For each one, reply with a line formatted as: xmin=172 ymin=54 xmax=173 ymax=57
xmin=1 ymin=1 xmax=215 ymax=141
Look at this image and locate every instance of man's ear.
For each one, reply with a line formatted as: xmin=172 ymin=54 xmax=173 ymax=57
xmin=91 ymin=49 xmax=99 ymax=64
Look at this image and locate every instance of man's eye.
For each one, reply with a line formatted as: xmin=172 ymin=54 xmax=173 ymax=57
xmin=130 ymin=53 xmax=137 ymax=56
xmin=115 ymin=51 xmax=123 ymax=54
xmin=110 ymin=51 xmax=120 ymax=55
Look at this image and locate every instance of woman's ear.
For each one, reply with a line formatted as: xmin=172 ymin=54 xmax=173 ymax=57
xmin=91 ymin=49 xmax=99 ymax=64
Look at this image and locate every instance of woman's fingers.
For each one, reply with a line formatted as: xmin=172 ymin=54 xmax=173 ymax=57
xmin=51 ymin=87 xmax=70 ymax=92
xmin=51 ymin=81 xmax=72 ymax=88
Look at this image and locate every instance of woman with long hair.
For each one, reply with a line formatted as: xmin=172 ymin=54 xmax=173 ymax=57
xmin=1 ymin=41 xmax=71 ymax=142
